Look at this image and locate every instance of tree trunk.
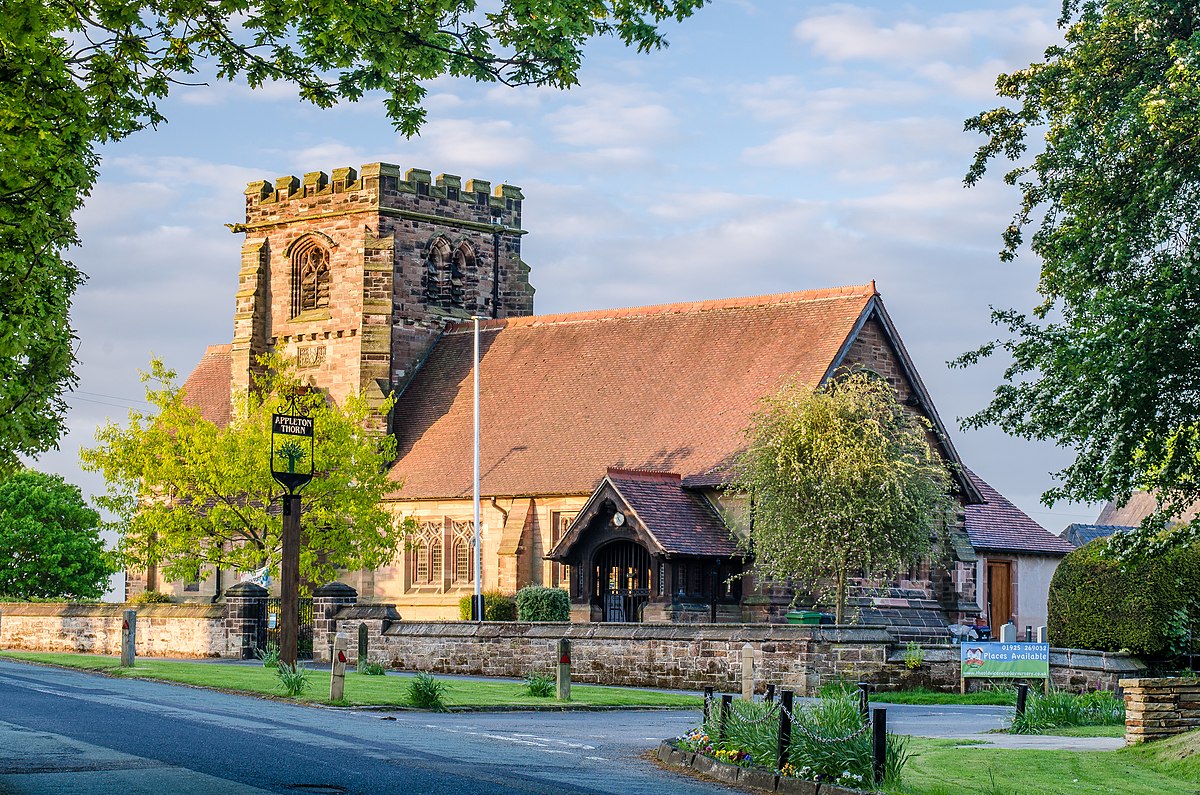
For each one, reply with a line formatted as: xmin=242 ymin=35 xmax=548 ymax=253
xmin=835 ymin=566 xmax=846 ymax=625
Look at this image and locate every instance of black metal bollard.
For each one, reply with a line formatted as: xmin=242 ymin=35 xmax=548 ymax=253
xmin=718 ymin=694 xmax=732 ymax=741
xmin=765 ymin=683 xmax=776 ymax=704
xmin=1016 ymin=683 xmax=1029 ymax=717
xmin=776 ymin=690 xmax=794 ymax=769
xmin=871 ymin=707 xmax=887 ymax=786
xmin=703 ymin=686 xmax=714 ymax=721
xmin=1025 ymin=625 xmax=1033 ymax=642
xmin=857 ymin=681 xmax=871 ymax=722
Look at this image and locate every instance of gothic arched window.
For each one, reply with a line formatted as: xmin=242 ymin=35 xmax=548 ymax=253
xmin=424 ymin=237 xmax=472 ymax=309
xmin=452 ymin=521 xmax=474 ymax=584
xmin=291 ymin=237 xmax=331 ymax=316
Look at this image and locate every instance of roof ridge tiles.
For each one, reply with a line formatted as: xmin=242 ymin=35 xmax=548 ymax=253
xmin=443 ymin=283 xmax=877 ymax=335
xmin=607 ymin=468 xmax=683 ymax=482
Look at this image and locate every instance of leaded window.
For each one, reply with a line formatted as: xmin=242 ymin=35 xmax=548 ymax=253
xmin=291 ymin=237 xmax=331 ymax=316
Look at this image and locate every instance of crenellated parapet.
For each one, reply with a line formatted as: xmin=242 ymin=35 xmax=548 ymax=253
xmin=238 ymin=163 xmax=524 ymax=234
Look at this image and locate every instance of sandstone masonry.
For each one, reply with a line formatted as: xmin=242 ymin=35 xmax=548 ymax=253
xmin=1122 ymin=676 xmax=1200 ymax=743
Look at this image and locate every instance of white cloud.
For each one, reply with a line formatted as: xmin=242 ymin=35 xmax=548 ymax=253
xmin=546 ymin=84 xmax=678 ymax=151
xmin=795 ymin=6 xmax=972 ymax=63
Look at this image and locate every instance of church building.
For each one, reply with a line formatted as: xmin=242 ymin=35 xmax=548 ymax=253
xmin=134 ymin=162 xmax=1069 ymax=638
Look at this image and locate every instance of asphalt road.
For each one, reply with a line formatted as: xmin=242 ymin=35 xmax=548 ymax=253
xmin=0 ymin=659 xmax=1115 ymax=794
xmin=0 ymin=659 xmax=728 ymax=795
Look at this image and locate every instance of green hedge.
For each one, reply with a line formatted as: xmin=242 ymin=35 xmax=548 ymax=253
xmin=1047 ymin=538 xmax=1200 ymax=658
xmin=515 ymin=586 xmax=570 ymax=621
xmin=457 ymin=590 xmax=516 ymax=621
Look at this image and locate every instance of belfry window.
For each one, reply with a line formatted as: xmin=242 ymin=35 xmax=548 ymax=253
xmin=291 ymin=237 xmax=330 ymax=316
xmin=424 ymin=237 xmax=471 ymax=308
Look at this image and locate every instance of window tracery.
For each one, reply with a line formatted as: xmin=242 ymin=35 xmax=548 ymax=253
xmin=290 ymin=237 xmax=331 ymax=316
xmin=423 ymin=237 xmax=472 ymax=308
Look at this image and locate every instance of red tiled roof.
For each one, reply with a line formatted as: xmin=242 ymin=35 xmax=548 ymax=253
xmin=606 ymin=469 xmax=741 ymax=557
xmin=388 ymin=285 xmax=877 ymax=498
xmin=180 ymin=344 xmax=232 ymax=427
xmin=1096 ymin=492 xmax=1200 ymax=527
xmin=964 ymin=469 xmax=1074 ymax=555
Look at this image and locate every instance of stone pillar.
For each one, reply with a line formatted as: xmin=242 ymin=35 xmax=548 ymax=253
xmin=312 ymin=582 xmax=358 ymax=663
xmin=1122 ymin=676 xmax=1200 ymax=743
xmin=224 ymin=582 xmax=268 ymax=659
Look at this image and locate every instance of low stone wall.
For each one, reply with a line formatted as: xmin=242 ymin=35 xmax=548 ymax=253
xmin=344 ymin=620 xmax=889 ymax=694
xmin=1122 ymin=677 xmax=1200 ymax=743
xmin=333 ymin=616 xmax=1144 ymax=695
xmin=867 ymin=645 xmax=1145 ymax=693
xmin=0 ymin=602 xmax=227 ymax=658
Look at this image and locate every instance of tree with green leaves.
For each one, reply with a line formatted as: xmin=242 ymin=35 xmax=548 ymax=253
xmin=81 ymin=355 xmax=409 ymax=588
xmin=0 ymin=469 xmax=115 ymax=600
xmin=960 ymin=1 xmax=1200 ymax=554
xmin=730 ymin=372 xmax=958 ymax=624
xmin=0 ymin=0 xmax=707 ymax=473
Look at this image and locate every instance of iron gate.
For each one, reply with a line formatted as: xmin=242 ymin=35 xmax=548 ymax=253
xmin=264 ymin=597 xmax=314 ymax=660
xmin=594 ymin=540 xmax=651 ymax=622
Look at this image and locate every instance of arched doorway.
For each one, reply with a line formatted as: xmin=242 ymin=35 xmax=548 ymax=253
xmin=593 ymin=540 xmax=652 ymax=622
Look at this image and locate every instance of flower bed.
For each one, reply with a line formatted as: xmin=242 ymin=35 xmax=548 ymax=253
xmin=659 ymin=690 xmax=904 ymax=793
xmin=656 ymin=740 xmax=869 ymax=795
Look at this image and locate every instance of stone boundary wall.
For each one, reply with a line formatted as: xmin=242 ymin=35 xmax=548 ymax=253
xmin=1121 ymin=677 xmax=1200 ymax=743
xmin=0 ymin=602 xmax=228 ymax=658
xmin=332 ymin=616 xmax=1144 ymax=695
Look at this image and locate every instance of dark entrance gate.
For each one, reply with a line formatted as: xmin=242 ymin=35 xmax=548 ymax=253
xmin=265 ymin=597 xmax=314 ymax=660
xmin=594 ymin=540 xmax=651 ymax=622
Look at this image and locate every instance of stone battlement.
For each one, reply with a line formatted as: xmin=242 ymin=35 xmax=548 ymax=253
xmin=243 ymin=163 xmax=523 ymax=212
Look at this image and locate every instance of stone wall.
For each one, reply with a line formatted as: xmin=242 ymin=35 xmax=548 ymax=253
xmin=344 ymin=620 xmax=891 ymax=694
xmin=331 ymin=615 xmax=1145 ymax=695
xmin=0 ymin=602 xmax=227 ymax=658
xmin=1122 ymin=677 xmax=1200 ymax=743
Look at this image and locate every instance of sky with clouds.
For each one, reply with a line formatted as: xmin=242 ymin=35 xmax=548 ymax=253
xmin=33 ymin=0 xmax=1106 ymax=567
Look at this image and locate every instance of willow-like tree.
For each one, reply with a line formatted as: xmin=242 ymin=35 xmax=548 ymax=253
xmin=81 ymin=355 xmax=410 ymax=588
xmin=959 ymin=1 xmax=1200 ymax=554
xmin=730 ymin=373 xmax=958 ymax=624
xmin=0 ymin=0 xmax=706 ymax=472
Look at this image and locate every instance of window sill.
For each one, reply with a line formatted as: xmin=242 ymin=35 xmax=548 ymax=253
xmin=288 ymin=309 xmax=332 ymax=324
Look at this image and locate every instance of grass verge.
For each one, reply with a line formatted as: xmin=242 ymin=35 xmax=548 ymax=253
xmin=885 ymin=731 xmax=1200 ymax=795
xmin=868 ymin=688 xmax=1016 ymax=706
xmin=0 ymin=651 xmax=701 ymax=709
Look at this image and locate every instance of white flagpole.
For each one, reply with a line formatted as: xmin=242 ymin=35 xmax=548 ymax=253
xmin=473 ymin=316 xmax=483 ymax=621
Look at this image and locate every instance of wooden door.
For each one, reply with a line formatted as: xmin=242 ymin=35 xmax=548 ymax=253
xmin=987 ymin=560 xmax=1013 ymax=631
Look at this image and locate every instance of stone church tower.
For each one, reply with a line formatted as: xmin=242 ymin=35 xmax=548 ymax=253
xmin=228 ymin=163 xmax=534 ymax=414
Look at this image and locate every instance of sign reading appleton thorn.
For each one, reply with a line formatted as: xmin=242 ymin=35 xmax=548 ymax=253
xmin=271 ymin=413 xmax=314 ymax=493
xmin=961 ymin=642 xmax=1050 ymax=678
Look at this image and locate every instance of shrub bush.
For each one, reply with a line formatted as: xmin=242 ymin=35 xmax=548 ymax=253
xmin=131 ymin=590 xmax=173 ymax=604
xmin=407 ymin=672 xmax=448 ymax=711
xmin=275 ymin=662 xmax=310 ymax=697
xmin=515 ymin=586 xmax=570 ymax=621
xmin=358 ymin=660 xmax=386 ymax=676
xmin=523 ymin=671 xmax=555 ymax=697
xmin=256 ymin=642 xmax=280 ymax=668
xmin=1047 ymin=538 xmax=1200 ymax=658
xmin=1010 ymin=688 xmax=1125 ymax=734
xmin=457 ymin=590 xmax=517 ymax=621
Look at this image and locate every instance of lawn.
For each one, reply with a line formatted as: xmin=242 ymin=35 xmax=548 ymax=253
xmin=886 ymin=732 xmax=1200 ymax=795
xmin=867 ymin=687 xmax=1015 ymax=706
xmin=0 ymin=652 xmax=702 ymax=709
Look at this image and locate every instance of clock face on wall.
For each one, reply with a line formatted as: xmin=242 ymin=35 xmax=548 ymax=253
xmin=612 ymin=512 xmax=626 ymax=527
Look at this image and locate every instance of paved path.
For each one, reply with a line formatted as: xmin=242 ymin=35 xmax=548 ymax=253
xmin=871 ymin=702 xmax=1126 ymax=750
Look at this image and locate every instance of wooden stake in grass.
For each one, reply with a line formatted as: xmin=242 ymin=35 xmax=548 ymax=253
xmin=556 ymin=638 xmax=571 ymax=701
xmin=330 ymin=632 xmax=348 ymax=701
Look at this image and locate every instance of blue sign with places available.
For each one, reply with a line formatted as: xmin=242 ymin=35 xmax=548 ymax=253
xmin=961 ymin=642 xmax=1050 ymax=678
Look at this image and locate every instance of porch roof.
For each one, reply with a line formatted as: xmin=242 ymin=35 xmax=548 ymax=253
xmin=548 ymin=468 xmax=742 ymax=560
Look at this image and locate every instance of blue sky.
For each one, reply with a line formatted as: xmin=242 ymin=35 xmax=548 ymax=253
xmin=35 ymin=0 xmax=1105 ymax=541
